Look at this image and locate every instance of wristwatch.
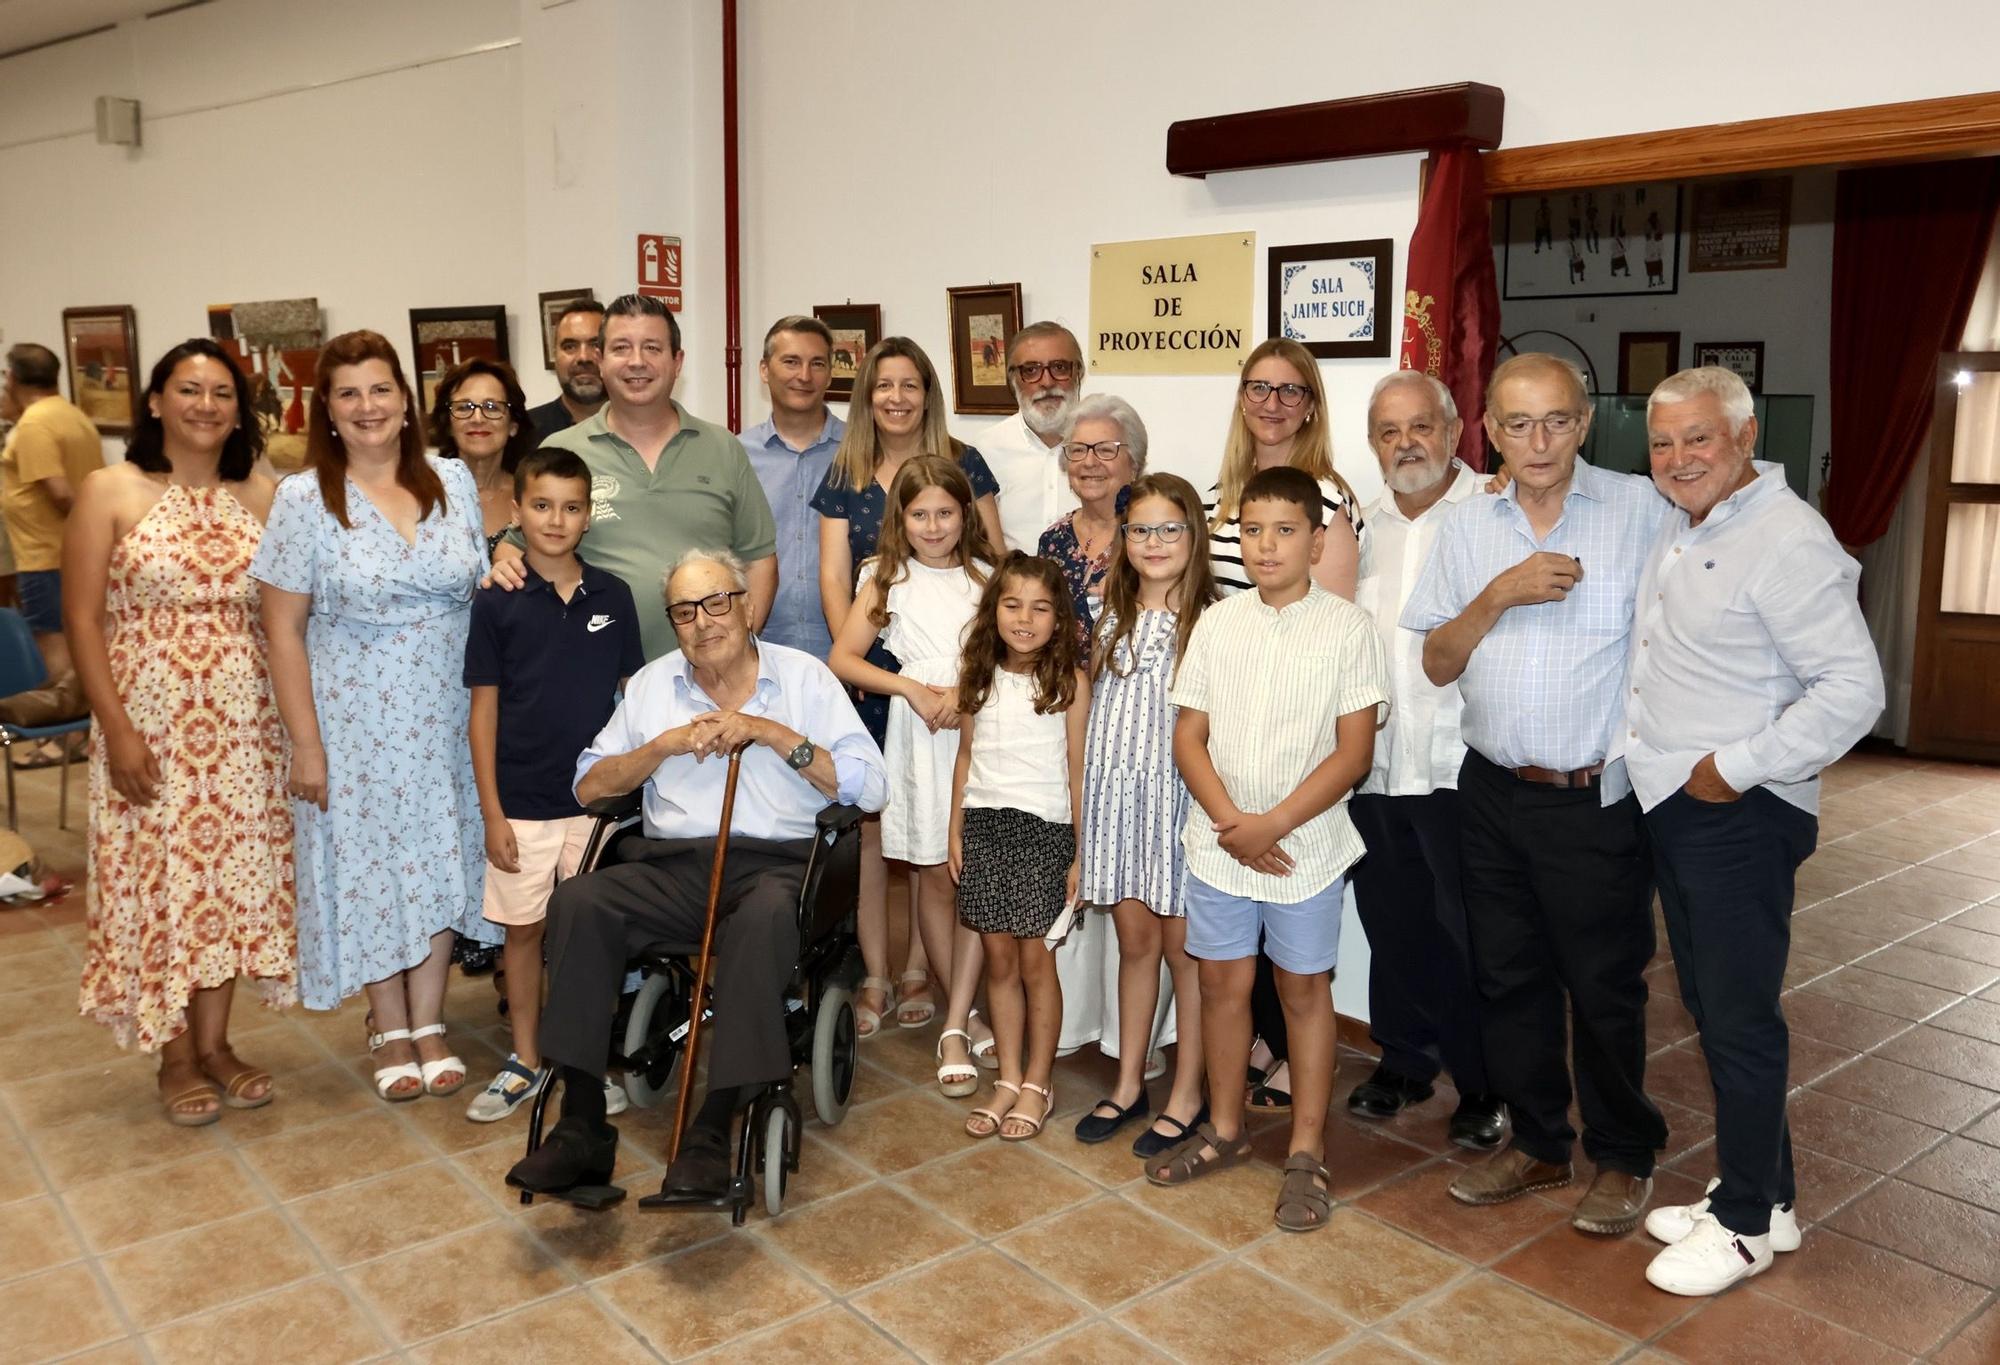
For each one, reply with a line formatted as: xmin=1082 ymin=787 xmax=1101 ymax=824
xmin=786 ymin=738 xmax=816 ymax=771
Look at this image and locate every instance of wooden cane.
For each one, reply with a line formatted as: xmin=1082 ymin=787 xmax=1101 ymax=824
xmin=666 ymin=742 xmax=748 ymax=1164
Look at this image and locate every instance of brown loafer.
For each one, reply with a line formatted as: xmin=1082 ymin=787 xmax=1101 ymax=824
xmin=1571 ymin=1169 xmax=1652 ymax=1234
xmin=1448 ymin=1145 xmax=1573 ymax=1206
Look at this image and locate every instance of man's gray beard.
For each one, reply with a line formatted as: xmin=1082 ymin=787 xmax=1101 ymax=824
xmin=560 ymin=372 xmax=605 ymax=405
xmin=1388 ymin=455 xmax=1451 ymax=496
xmin=1019 ymin=386 xmax=1076 ymax=439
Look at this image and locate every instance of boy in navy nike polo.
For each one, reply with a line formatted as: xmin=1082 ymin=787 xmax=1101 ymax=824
xmin=463 ymin=448 xmax=644 ymax=1122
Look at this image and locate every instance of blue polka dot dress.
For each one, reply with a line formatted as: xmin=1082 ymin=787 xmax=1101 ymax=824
xmin=1080 ymin=608 xmax=1188 ymax=916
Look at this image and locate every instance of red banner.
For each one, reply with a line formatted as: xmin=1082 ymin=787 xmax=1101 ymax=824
xmin=1399 ymin=147 xmax=1500 ymax=470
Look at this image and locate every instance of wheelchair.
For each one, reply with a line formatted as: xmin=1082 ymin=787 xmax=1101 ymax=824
xmin=520 ymin=784 xmax=865 ymax=1224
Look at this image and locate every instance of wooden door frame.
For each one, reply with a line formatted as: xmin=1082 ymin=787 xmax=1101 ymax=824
xmin=1910 ymin=351 xmax=2000 ymax=759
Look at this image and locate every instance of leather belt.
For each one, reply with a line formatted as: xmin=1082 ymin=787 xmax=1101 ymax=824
xmin=1509 ymin=762 xmax=1605 ymax=789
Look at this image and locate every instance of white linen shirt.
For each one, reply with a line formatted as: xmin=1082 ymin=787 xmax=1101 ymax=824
xmin=1617 ymin=462 xmax=1883 ymax=815
xmin=1171 ymin=584 xmax=1389 ymax=902
xmin=1357 ymin=460 xmax=1479 ymax=796
xmin=981 ymin=410 xmax=1079 ymax=552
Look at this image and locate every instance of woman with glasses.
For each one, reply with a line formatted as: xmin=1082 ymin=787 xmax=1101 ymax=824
xmin=1038 ymin=395 xmax=1144 ymax=648
xmin=1205 ymin=337 xmax=1362 ymax=600
xmin=429 ymin=359 xmax=537 ymax=556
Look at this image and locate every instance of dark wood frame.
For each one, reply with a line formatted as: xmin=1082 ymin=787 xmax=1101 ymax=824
xmin=1688 ymin=177 xmax=1792 ymax=273
xmin=1503 ymin=184 xmax=1682 ymax=301
xmin=944 ymin=284 xmax=1022 ymax=416
xmin=1266 ymin=239 xmax=1394 ymax=359
xmin=536 ymin=289 xmax=596 ymax=371
xmin=1692 ymin=341 xmax=1766 ymax=393
xmin=407 ymin=305 xmax=510 ymax=410
xmin=1910 ymin=351 xmax=2000 ymax=759
xmin=811 ymin=303 xmax=883 ymax=403
xmin=1616 ymin=331 xmax=1680 ymax=395
xmin=60 ymin=305 xmax=140 ymax=436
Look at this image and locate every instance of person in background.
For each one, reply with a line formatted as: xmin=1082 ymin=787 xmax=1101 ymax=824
xmin=1038 ymin=394 xmax=1142 ymax=648
xmin=981 ymin=322 xmax=1084 ymax=553
xmin=527 ymin=299 xmax=606 ymax=446
xmin=430 ymin=357 xmax=538 ymax=556
xmin=741 ymin=316 xmax=844 ymax=657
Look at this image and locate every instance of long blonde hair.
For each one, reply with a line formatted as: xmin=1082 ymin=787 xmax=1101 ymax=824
xmin=1211 ymin=337 xmax=1355 ymax=527
xmin=830 ymin=337 xmax=963 ymax=491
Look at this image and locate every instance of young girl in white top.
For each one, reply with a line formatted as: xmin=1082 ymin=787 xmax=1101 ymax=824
xmin=830 ymin=455 xmax=999 ymax=1098
xmin=950 ymin=553 xmax=1090 ymax=1141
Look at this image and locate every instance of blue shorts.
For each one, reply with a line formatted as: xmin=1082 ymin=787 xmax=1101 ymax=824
xmin=1184 ymin=871 xmax=1345 ymax=975
xmin=15 ymin=570 xmax=60 ymax=635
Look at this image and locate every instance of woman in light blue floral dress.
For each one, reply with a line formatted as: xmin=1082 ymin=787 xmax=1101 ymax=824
xmin=252 ymin=330 xmax=495 ymax=1103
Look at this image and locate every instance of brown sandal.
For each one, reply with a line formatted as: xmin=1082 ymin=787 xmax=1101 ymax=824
xmin=201 ymin=1051 xmax=273 ymax=1110
xmin=161 ymin=1081 xmax=221 ymax=1127
xmin=1274 ymin=1152 xmax=1331 ymax=1232
xmin=1145 ymin=1121 xmax=1253 ymax=1186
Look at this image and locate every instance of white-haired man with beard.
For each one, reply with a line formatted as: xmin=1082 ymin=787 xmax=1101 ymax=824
xmin=982 ymin=321 xmax=1084 ymax=551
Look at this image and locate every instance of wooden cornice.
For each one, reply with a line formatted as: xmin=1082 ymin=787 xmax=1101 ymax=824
xmin=1167 ymin=81 xmax=1504 ymax=178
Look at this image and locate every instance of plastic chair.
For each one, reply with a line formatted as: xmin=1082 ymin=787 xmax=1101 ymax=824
xmin=0 ymin=608 xmax=91 ymax=830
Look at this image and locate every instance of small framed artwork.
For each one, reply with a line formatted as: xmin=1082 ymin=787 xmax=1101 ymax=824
xmin=60 ymin=305 xmax=140 ymax=435
xmin=409 ymin=305 xmax=509 ymax=412
xmin=1693 ymin=340 xmax=1766 ymax=392
xmin=536 ymin=288 xmax=596 ymax=371
xmin=1502 ymin=182 xmax=1682 ymax=300
xmin=1688 ymin=178 xmax=1790 ymax=273
xmin=812 ymin=303 xmax=883 ymax=403
xmin=1267 ymin=239 xmax=1393 ymax=359
xmin=945 ymin=283 xmax=1023 ymax=415
xmin=1617 ymin=331 xmax=1680 ymax=395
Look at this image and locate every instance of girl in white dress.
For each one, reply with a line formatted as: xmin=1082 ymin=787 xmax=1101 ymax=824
xmin=830 ymin=455 xmax=1000 ymax=1097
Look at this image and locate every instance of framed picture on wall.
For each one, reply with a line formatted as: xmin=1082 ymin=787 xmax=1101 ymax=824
xmin=409 ymin=306 xmax=509 ymax=413
xmin=1501 ymin=182 xmax=1682 ymax=300
xmin=537 ymin=288 xmax=595 ymax=371
xmin=1693 ymin=340 xmax=1765 ymax=392
xmin=945 ymin=283 xmax=1023 ymax=415
xmin=1617 ymin=331 xmax=1680 ymax=395
xmin=1688 ymin=178 xmax=1791 ymax=273
xmin=812 ymin=303 xmax=883 ymax=403
xmin=1267 ymin=238 xmax=1394 ymax=359
xmin=60 ymin=305 xmax=139 ymax=435
xmin=209 ymin=297 xmax=323 ymax=471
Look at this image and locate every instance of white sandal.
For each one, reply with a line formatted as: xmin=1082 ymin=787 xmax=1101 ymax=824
xmin=965 ymin=1080 xmax=1021 ymax=1139
xmin=936 ymin=1029 xmax=979 ymax=1098
xmin=968 ymin=1009 xmax=999 ymax=1070
xmin=368 ymin=1025 xmax=422 ymax=1102
xmin=855 ymin=976 xmax=894 ymax=1039
xmin=410 ymin=1023 xmax=467 ymax=1097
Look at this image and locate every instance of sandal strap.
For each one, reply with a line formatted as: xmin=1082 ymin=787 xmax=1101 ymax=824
xmin=409 ymin=1023 xmax=448 ymax=1041
xmin=163 ymin=1083 xmax=219 ymax=1108
xmin=368 ymin=1027 xmax=412 ymax=1050
xmin=937 ymin=1029 xmax=972 ymax=1047
xmin=1020 ymin=1082 xmax=1051 ymax=1100
xmin=497 ymin=1056 xmax=541 ymax=1087
xmin=1282 ymin=1152 xmax=1329 ymax=1175
xmin=217 ymin=1068 xmax=270 ymax=1099
xmin=858 ymin=976 xmax=895 ymax=993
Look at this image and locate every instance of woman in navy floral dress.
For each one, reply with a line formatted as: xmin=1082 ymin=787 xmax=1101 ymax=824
xmin=1037 ymin=395 xmax=1142 ymax=649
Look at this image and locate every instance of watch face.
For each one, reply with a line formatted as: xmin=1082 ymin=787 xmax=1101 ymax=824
xmin=788 ymin=741 xmax=813 ymax=769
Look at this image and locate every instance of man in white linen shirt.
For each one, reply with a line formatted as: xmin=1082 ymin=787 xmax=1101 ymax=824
xmin=1625 ymin=368 xmax=1883 ymax=1299
xmin=1346 ymin=372 xmax=1502 ymax=1150
xmin=982 ymin=322 xmax=1083 ymax=551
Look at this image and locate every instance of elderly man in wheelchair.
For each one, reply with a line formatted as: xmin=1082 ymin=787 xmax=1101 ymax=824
xmin=506 ymin=548 xmax=885 ymax=1210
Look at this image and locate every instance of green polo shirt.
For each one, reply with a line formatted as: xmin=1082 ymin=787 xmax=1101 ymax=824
xmin=536 ymin=401 xmax=777 ymax=661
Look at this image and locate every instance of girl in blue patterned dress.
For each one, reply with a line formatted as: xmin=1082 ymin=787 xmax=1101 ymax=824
xmin=253 ymin=331 xmax=496 ymax=1103
xmin=1073 ymin=474 xmax=1220 ymax=1159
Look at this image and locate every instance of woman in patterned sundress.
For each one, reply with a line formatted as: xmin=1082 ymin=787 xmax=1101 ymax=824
xmin=68 ymin=338 xmax=296 ymax=1126
xmin=252 ymin=330 xmax=496 ymax=1104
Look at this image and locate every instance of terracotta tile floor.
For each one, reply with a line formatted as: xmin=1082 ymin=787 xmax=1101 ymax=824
xmin=3 ymin=748 xmax=1999 ymax=1362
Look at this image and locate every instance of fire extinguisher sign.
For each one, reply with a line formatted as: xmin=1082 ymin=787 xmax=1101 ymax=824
xmin=636 ymin=234 xmax=682 ymax=311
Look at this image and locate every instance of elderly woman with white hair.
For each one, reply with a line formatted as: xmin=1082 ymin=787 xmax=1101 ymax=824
xmin=1038 ymin=394 xmax=1146 ymax=646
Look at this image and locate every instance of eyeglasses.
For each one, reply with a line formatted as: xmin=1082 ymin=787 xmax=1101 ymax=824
xmin=1011 ymin=360 xmax=1078 ymax=384
xmin=447 ymin=399 xmax=510 ymax=421
xmin=666 ymin=590 xmax=747 ymax=626
xmin=1122 ymin=521 xmax=1189 ymax=544
xmin=1495 ymin=413 xmax=1581 ymax=438
xmin=1065 ymin=440 xmax=1127 ymax=463
xmin=1241 ymin=380 xmax=1312 ymax=408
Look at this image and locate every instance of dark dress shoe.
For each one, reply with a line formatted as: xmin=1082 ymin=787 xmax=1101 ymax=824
xmin=1448 ymin=1094 xmax=1507 ymax=1150
xmin=1074 ymin=1092 xmax=1149 ymax=1145
xmin=1131 ymin=1102 xmax=1210 ymax=1159
xmin=1346 ymin=1066 xmax=1435 ymax=1118
xmin=662 ymin=1125 xmax=733 ymax=1197
xmin=506 ymin=1115 xmax=618 ymax=1194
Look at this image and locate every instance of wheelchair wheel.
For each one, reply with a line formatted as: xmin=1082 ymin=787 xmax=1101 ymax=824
xmin=810 ymin=984 xmax=857 ymax=1126
xmin=620 ymin=972 xmax=683 ymax=1109
xmin=762 ymin=1104 xmax=793 ymax=1217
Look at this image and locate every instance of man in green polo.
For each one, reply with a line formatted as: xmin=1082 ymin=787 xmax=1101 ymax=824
xmin=496 ymin=294 xmax=777 ymax=660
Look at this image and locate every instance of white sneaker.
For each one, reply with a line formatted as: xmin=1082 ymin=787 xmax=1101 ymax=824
xmin=464 ymin=1056 xmax=547 ymax=1123
xmin=1645 ymin=1213 xmax=1774 ymax=1296
xmin=1644 ymin=1177 xmax=1801 ymax=1252
xmin=603 ymin=1076 xmax=630 ymax=1117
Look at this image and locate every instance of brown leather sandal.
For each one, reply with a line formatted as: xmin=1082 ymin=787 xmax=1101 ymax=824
xmin=1274 ymin=1152 xmax=1331 ymax=1232
xmin=161 ymin=1081 xmax=221 ymax=1127
xmin=1145 ymin=1121 xmax=1253 ymax=1186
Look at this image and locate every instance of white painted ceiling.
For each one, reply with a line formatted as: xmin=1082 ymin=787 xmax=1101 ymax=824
xmin=0 ymin=0 xmax=180 ymax=58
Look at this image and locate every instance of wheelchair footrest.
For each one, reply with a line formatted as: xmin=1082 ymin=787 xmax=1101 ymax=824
xmin=638 ymin=1178 xmax=750 ymax=1213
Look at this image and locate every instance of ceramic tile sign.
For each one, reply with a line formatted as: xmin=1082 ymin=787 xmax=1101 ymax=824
xmin=1268 ymin=239 xmax=1394 ymax=360
xmin=1089 ymin=231 xmax=1254 ymax=375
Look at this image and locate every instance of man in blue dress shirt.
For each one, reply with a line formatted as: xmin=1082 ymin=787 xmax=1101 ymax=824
xmin=1403 ymin=353 xmax=1671 ymax=1236
xmin=740 ymin=316 xmax=845 ymax=656
xmin=1628 ymin=368 xmax=1882 ymax=1297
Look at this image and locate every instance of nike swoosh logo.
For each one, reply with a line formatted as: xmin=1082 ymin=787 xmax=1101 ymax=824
xmin=587 ymin=615 xmax=613 ymax=632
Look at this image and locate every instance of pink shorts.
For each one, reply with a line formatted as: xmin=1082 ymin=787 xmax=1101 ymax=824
xmin=481 ymin=815 xmax=593 ymax=926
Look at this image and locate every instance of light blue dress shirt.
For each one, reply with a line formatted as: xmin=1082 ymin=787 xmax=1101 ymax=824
xmin=574 ymin=639 xmax=887 ymax=841
xmin=1616 ymin=463 xmax=1883 ymax=814
xmin=741 ymin=411 xmax=844 ymax=657
xmin=1401 ymin=459 xmax=1670 ymax=775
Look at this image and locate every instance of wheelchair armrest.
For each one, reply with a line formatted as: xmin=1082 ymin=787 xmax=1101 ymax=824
xmin=585 ymin=788 xmax=645 ymax=820
xmin=815 ymin=803 xmax=867 ymax=838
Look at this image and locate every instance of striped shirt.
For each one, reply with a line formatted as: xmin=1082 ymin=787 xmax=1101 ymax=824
xmin=1400 ymin=459 xmax=1670 ymax=776
xmin=1206 ymin=477 xmax=1362 ymax=596
xmin=1171 ymin=583 xmax=1388 ymax=902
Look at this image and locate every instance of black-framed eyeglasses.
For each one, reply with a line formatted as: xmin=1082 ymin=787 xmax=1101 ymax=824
xmin=1122 ymin=521 xmax=1189 ymax=544
xmin=666 ymin=590 xmax=746 ymax=626
xmin=1495 ymin=412 xmax=1581 ymax=438
xmin=1241 ymin=380 xmax=1312 ymax=408
xmin=1012 ymin=359 xmax=1079 ymax=384
xmin=447 ymin=399 xmax=510 ymax=421
xmin=1065 ymin=440 xmax=1127 ymax=463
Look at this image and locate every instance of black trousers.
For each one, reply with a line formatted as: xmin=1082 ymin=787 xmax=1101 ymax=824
xmin=1349 ymin=791 xmax=1489 ymax=1094
xmin=1648 ymin=788 xmax=1817 ymax=1235
xmin=538 ymin=836 xmax=808 ymax=1094
xmin=1459 ymin=751 xmax=1666 ymax=1174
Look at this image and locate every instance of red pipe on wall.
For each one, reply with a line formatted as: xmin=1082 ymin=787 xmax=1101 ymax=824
xmin=722 ymin=0 xmax=742 ymax=432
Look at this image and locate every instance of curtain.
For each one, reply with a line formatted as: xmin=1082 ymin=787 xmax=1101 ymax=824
xmin=1825 ymin=157 xmax=2000 ymax=546
xmin=1401 ymin=146 xmax=1501 ymax=471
